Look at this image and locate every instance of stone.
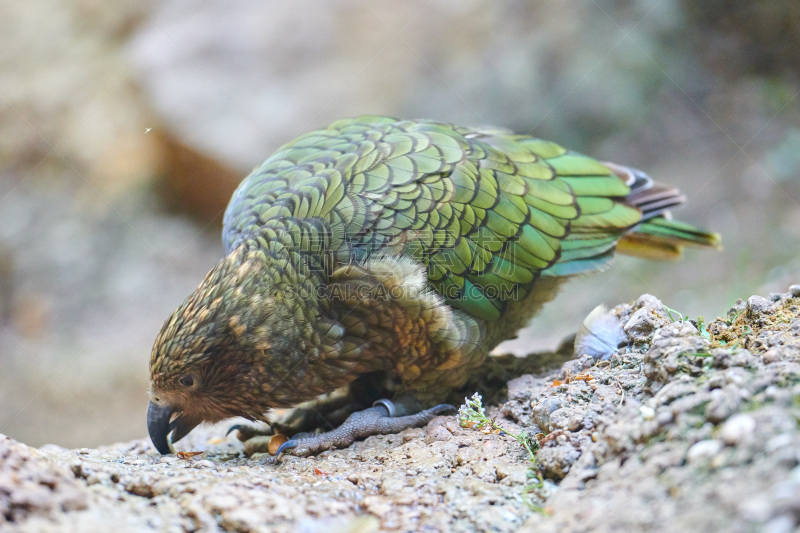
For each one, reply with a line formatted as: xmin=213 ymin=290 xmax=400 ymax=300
xmin=686 ymin=439 xmax=723 ymax=463
xmin=747 ymin=296 xmax=774 ymax=319
xmin=719 ymin=414 xmax=757 ymax=445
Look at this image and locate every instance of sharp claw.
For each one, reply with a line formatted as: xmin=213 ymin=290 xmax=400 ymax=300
xmin=276 ymin=439 xmax=299 ymax=456
xmin=429 ymin=403 xmax=457 ymax=416
xmin=226 ymin=424 xmax=245 ymax=437
xmin=226 ymin=423 xmax=274 ymax=441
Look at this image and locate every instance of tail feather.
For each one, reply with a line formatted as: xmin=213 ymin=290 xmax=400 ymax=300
xmin=605 ymin=161 xmax=722 ymax=260
xmin=603 ymin=161 xmax=685 ymax=219
xmin=543 ymin=160 xmax=720 ymax=275
xmin=618 ymin=217 xmax=721 ymax=260
xmin=627 ymin=187 xmax=686 ymax=219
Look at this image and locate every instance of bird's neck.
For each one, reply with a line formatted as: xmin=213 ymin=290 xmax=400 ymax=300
xmin=222 ymin=242 xmax=357 ymax=406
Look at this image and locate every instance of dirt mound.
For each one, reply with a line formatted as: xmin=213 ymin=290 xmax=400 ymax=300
xmin=2 ymin=291 xmax=799 ymax=532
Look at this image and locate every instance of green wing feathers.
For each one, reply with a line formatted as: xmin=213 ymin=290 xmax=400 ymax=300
xmin=222 ymin=116 xmax=719 ymax=323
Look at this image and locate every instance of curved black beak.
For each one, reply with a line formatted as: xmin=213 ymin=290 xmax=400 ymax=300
xmin=147 ymin=401 xmax=199 ymax=454
xmin=147 ymin=401 xmax=175 ymax=454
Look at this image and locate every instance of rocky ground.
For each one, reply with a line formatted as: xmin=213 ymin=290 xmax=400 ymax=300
xmin=2 ymin=289 xmax=800 ymax=532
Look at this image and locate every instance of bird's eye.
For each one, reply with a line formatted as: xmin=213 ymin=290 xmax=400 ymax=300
xmin=179 ymin=375 xmax=196 ymax=387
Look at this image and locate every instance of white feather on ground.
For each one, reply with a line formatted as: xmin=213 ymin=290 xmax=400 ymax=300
xmin=573 ymin=304 xmax=626 ymax=360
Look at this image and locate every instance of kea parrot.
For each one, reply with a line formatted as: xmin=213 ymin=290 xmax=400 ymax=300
xmin=147 ymin=116 xmax=720 ymax=456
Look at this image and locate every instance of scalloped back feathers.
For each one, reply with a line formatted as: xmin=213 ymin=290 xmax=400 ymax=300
xmin=223 ymin=116 xmax=720 ymax=324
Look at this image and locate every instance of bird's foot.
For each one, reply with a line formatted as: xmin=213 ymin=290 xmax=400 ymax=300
xmin=277 ymin=400 xmax=455 ymax=457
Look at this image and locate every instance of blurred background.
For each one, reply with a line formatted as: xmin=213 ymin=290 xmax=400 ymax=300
xmin=1 ymin=0 xmax=798 ymax=448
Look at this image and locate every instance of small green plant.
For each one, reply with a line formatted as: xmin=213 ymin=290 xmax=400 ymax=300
xmin=696 ymin=316 xmax=711 ymax=341
xmin=458 ymin=393 xmax=539 ymax=458
xmin=458 ymin=393 xmax=545 ymax=510
xmin=663 ymin=305 xmax=685 ymax=323
xmin=726 ymin=308 xmax=743 ymax=325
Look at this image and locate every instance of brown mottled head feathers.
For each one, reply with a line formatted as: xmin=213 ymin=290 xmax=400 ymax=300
xmin=148 ymin=238 xmax=375 ymax=434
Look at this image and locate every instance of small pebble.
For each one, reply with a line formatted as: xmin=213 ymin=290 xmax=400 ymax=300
xmin=719 ymin=414 xmax=756 ymax=445
xmin=763 ymin=348 xmax=782 ymax=364
xmin=222 ymin=508 xmax=263 ymax=531
xmin=205 ymin=494 xmax=239 ymax=511
xmin=125 ymin=477 xmax=157 ymax=498
xmin=656 ymin=410 xmax=674 ymax=427
xmin=686 ymin=439 xmax=723 ymax=463
xmin=403 ymin=433 xmax=417 ymax=443
xmin=86 ymin=473 xmax=108 ymax=486
xmin=789 ymin=284 xmax=800 ymax=298
xmin=765 ymin=433 xmax=793 ymax=454
xmin=425 ymin=425 xmax=452 ymax=443
xmin=639 ymin=406 xmax=655 ymax=420
xmin=706 ymin=374 xmax=726 ymax=390
xmin=623 ymin=308 xmax=660 ymax=339
xmin=746 ymin=296 xmax=773 ymax=318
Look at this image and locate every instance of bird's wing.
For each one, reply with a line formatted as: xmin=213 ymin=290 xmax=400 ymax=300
xmin=222 ymin=116 xmax=643 ymax=321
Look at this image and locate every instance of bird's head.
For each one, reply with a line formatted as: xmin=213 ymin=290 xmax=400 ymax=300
xmin=146 ymin=245 xmax=317 ymax=454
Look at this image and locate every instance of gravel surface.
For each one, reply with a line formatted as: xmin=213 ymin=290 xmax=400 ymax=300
xmin=2 ymin=291 xmax=799 ymax=532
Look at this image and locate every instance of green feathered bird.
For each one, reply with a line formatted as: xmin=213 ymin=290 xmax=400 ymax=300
xmin=147 ymin=116 xmax=720 ymax=455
